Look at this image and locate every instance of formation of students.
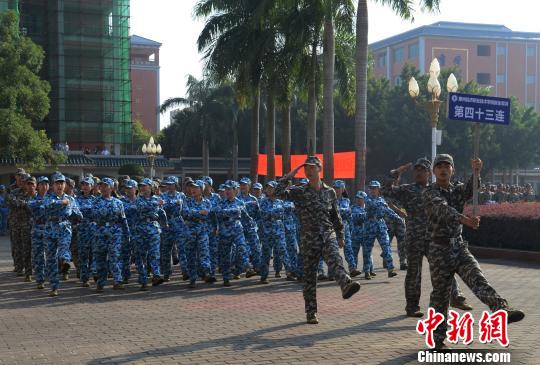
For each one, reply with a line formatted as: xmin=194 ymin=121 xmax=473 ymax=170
xmin=7 ymin=169 xmax=405 ymax=297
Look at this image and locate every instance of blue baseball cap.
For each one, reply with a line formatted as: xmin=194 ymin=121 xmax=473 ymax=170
xmin=125 ymin=179 xmax=138 ymax=189
xmin=165 ymin=176 xmax=178 ymax=185
xmin=80 ymin=176 xmax=94 ymax=185
xmin=239 ymin=177 xmax=251 ymax=185
xmin=218 ymin=184 xmax=225 ymax=192
xmin=252 ymin=183 xmax=263 ymax=190
xmin=299 ymin=178 xmax=309 ymax=185
xmin=189 ymin=179 xmax=205 ymax=190
xmin=139 ymin=177 xmax=153 ymax=186
xmin=100 ymin=177 xmax=115 ymax=187
xmin=356 ymin=191 xmax=367 ymax=199
xmin=265 ymin=181 xmax=277 ymax=188
xmin=333 ymin=180 xmax=346 ymax=188
xmin=202 ymin=176 xmax=213 ymax=186
xmin=224 ymin=180 xmax=235 ymax=189
xmin=37 ymin=176 xmax=49 ymax=184
xmin=368 ymin=180 xmax=381 ymax=188
xmin=51 ymin=173 xmax=66 ymax=183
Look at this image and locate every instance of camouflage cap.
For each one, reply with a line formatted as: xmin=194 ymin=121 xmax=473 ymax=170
xmin=125 ymin=179 xmax=138 ymax=189
xmin=81 ymin=176 xmax=94 ymax=185
xmin=355 ymin=191 xmax=367 ymax=199
xmin=217 ymin=184 xmax=226 ymax=192
xmin=25 ymin=176 xmax=37 ymax=184
xmin=252 ymin=182 xmax=263 ymax=190
xmin=165 ymin=176 xmax=178 ymax=185
xmin=304 ymin=155 xmax=321 ymax=167
xmin=433 ymin=154 xmax=454 ymax=168
xmin=201 ymin=176 xmax=213 ymax=186
xmin=414 ymin=157 xmax=432 ymax=170
xmin=66 ymin=178 xmax=75 ymax=187
xmin=51 ymin=173 xmax=66 ymax=183
xmin=239 ymin=177 xmax=251 ymax=185
xmin=265 ymin=180 xmax=277 ymax=188
xmin=189 ymin=179 xmax=205 ymax=190
xmin=333 ymin=180 xmax=346 ymax=188
xmin=15 ymin=168 xmax=26 ymax=176
xmin=368 ymin=180 xmax=381 ymax=188
xmin=99 ymin=177 xmax=115 ymax=187
xmin=139 ymin=177 xmax=152 ymax=186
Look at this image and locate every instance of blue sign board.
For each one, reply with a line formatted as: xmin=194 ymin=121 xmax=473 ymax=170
xmin=447 ymin=92 xmax=511 ymax=125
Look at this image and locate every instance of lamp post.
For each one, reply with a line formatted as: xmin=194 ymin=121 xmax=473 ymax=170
xmin=409 ymin=58 xmax=458 ymax=180
xmin=142 ymin=136 xmax=162 ymax=180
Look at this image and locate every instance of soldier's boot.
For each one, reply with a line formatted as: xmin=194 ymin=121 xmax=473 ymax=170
xmin=450 ymin=299 xmax=473 ymax=311
xmin=506 ymin=308 xmax=525 ymax=323
xmin=342 ymin=281 xmax=361 ymax=299
xmin=172 ymin=256 xmax=180 ymax=266
xmin=49 ymin=289 xmax=59 ymax=297
xmin=259 ymin=278 xmax=269 ymax=284
xmin=81 ymin=281 xmax=90 ymax=288
xmin=61 ymin=261 xmax=70 ymax=274
xmin=93 ymin=275 xmax=98 ymax=283
xmin=140 ymin=283 xmax=148 ymax=291
xmin=350 ymin=269 xmax=361 ymax=278
xmin=245 ymin=269 xmax=257 ymax=278
xmin=364 ymin=273 xmax=372 ymax=280
xmin=388 ymin=270 xmax=398 ymax=278
xmin=122 ymin=278 xmax=129 ymax=285
xmin=188 ymin=280 xmax=196 ymax=289
xmin=233 ymin=274 xmax=241 ymax=280
xmin=24 ymin=275 xmax=33 ymax=282
xmin=36 ymin=282 xmax=45 ymax=290
xmin=406 ymin=310 xmax=424 ymax=318
xmin=223 ymin=280 xmax=231 ymax=287
xmin=113 ymin=283 xmax=124 ymax=290
xmin=204 ymin=275 xmax=216 ymax=283
xmin=382 ymin=259 xmax=388 ymax=269
xmin=274 ymin=272 xmax=282 ymax=278
xmin=163 ymin=275 xmax=170 ymax=282
xmin=61 ymin=273 xmax=69 ymax=281
xmin=306 ymin=312 xmax=319 ymax=325
xmin=434 ymin=341 xmax=450 ymax=350
xmin=151 ymin=276 xmax=164 ymax=287
xmin=400 ymin=263 xmax=408 ymax=271
xmin=181 ymin=273 xmax=190 ymax=281
xmin=96 ymin=285 xmax=104 ymax=293
xmin=369 ymin=272 xmax=377 ymax=277
xmin=286 ymin=272 xmax=296 ymax=281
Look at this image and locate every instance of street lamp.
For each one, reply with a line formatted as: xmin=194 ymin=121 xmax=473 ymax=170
xmin=142 ymin=136 xmax=162 ymax=179
xmin=409 ymin=58 xmax=458 ymax=177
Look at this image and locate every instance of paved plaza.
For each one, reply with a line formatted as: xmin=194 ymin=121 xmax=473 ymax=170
xmin=0 ymin=237 xmax=538 ymax=365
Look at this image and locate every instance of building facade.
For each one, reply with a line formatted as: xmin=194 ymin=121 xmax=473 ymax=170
xmin=130 ymin=34 xmax=161 ymax=134
xmin=370 ymin=22 xmax=540 ymax=111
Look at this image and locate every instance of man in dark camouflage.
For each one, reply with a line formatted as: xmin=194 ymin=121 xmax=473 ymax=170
xmin=275 ymin=156 xmax=360 ymax=324
xmin=382 ymin=157 xmax=471 ymax=318
xmin=423 ymin=154 xmax=524 ymax=349
xmin=8 ymin=168 xmax=29 ymax=275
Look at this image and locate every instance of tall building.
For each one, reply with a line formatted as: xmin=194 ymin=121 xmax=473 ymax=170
xmin=130 ymin=34 xmax=161 ymax=133
xmin=4 ymin=0 xmax=132 ymax=154
xmin=370 ymin=22 xmax=540 ymax=111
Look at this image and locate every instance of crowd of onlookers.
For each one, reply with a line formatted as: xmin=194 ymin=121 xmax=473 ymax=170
xmin=479 ymin=183 xmax=538 ymax=204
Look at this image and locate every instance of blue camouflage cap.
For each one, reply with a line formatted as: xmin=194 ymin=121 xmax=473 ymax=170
xmin=37 ymin=176 xmax=49 ymax=184
xmin=165 ymin=176 xmax=178 ymax=185
xmin=299 ymin=178 xmax=309 ymax=185
xmin=201 ymin=176 xmax=213 ymax=186
xmin=239 ymin=177 xmax=251 ymax=185
xmin=139 ymin=177 xmax=153 ymax=186
xmin=189 ymin=179 xmax=205 ymax=190
xmin=333 ymin=180 xmax=346 ymax=188
xmin=265 ymin=180 xmax=277 ymax=188
xmin=252 ymin=183 xmax=263 ymax=190
xmin=125 ymin=179 xmax=138 ymax=189
xmin=368 ymin=180 xmax=381 ymax=188
xmin=233 ymin=181 xmax=240 ymax=189
xmin=218 ymin=184 xmax=225 ymax=192
xmin=356 ymin=191 xmax=367 ymax=199
xmin=100 ymin=177 xmax=115 ymax=187
xmin=224 ymin=180 xmax=235 ymax=189
xmin=51 ymin=173 xmax=66 ymax=183
xmin=80 ymin=176 xmax=94 ymax=185
xmin=0 ymin=184 xmax=5 ymax=190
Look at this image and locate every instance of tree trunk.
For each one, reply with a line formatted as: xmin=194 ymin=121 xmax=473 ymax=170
xmin=232 ymin=114 xmax=239 ymax=181
xmin=281 ymin=103 xmax=291 ymax=175
xmin=250 ymin=89 xmax=260 ymax=182
xmin=355 ymin=0 xmax=368 ymax=191
xmin=307 ymin=41 xmax=318 ymax=155
xmin=202 ymin=135 xmax=209 ymax=177
xmin=266 ymin=93 xmax=276 ymax=181
xmin=323 ymin=17 xmax=335 ymax=184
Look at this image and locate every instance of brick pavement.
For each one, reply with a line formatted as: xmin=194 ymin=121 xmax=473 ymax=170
xmin=0 ymin=236 xmax=538 ymax=365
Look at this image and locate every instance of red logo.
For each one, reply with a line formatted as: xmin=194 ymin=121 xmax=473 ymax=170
xmin=479 ymin=310 xmax=509 ymax=347
xmin=416 ymin=308 xmax=445 ymax=349
xmin=446 ymin=310 xmax=474 ymax=345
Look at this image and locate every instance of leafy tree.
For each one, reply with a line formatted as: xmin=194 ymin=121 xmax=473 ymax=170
xmin=131 ymin=119 xmax=154 ymax=154
xmin=0 ymin=11 xmax=63 ymax=170
xmin=118 ymin=163 xmax=145 ymax=180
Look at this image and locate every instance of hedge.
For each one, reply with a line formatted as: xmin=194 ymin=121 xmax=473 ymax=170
xmin=462 ymin=203 xmax=540 ymax=252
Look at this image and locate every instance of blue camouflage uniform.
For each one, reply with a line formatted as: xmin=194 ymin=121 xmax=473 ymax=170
xmin=259 ymin=182 xmax=290 ymax=280
xmin=161 ymin=176 xmax=186 ymax=279
xmin=334 ymin=180 xmax=356 ymax=273
xmin=120 ymin=180 xmax=139 ymax=281
xmin=202 ymin=176 xmax=220 ymax=276
xmin=214 ymin=182 xmax=251 ymax=282
xmin=75 ymin=177 xmax=97 ymax=284
xmin=351 ymin=192 xmax=368 ymax=273
xmin=182 ymin=180 xmax=212 ymax=283
xmin=93 ymin=178 xmax=129 ymax=288
xmin=43 ymin=173 xmax=82 ymax=290
xmin=282 ymin=199 xmax=298 ymax=276
xmin=134 ymin=178 xmax=168 ymax=285
xmin=27 ymin=177 xmax=49 ymax=285
xmin=364 ymin=181 xmax=402 ymax=272
xmin=238 ymin=177 xmax=262 ymax=273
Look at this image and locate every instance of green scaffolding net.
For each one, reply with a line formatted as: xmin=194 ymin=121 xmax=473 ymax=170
xmin=18 ymin=0 xmax=132 ymax=152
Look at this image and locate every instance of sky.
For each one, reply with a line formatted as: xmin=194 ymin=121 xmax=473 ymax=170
xmin=130 ymin=0 xmax=540 ymax=130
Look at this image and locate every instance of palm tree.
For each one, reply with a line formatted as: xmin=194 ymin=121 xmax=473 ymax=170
xmin=355 ymin=0 xmax=440 ymax=191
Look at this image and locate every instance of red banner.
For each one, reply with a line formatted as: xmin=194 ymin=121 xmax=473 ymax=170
xmin=258 ymin=152 xmax=356 ymax=178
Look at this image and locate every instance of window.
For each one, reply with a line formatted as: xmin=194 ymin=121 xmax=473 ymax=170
xmin=376 ymin=52 xmax=386 ymax=68
xmin=496 ymin=74 xmax=505 ymax=83
xmin=527 ymin=75 xmax=535 ymax=84
xmin=453 ymin=55 xmax=462 ymax=65
xmin=497 ymin=45 xmax=506 ymax=55
xmin=477 ymin=45 xmax=491 ymax=57
xmin=408 ymin=43 xmax=419 ymax=59
xmin=477 ymin=73 xmax=491 ymax=85
xmin=393 ymin=47 xmax=404 ymax=63
xmin=527 ymin=46 xmax=536 ymax=57
xmin=149 ymin=53 xmax=155 ymax=62
xmin=438 ymin=53 xmax=446 ymax=67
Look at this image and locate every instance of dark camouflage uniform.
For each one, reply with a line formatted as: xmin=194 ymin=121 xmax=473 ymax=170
xmin=275 ymin=177 xmax=352 ymax=314
xmin=382 ymin=171 xmax=465 ymax=314
xmin=383 ymin=199 xmax=407 ymax=266
xmin=8 ymin=187 xmax=32 ymax=275
xmin=423 ymin=176 xmax=510 ymax=345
